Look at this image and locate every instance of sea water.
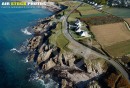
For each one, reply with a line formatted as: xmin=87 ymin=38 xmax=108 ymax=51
xmin=0 ymin=7 xmax=53 ymax=88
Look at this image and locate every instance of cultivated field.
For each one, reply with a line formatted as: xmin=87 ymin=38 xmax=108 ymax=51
xmin=105 ymin=40 xmax=130 ymax=57
xmin=68 ymin=3 xmax=104 ymax=22
xmin=77 ymin=4 xmax=100 ymax=16
xmin=91 ymin=22 xmax=130 ymax=46
xmin=91 ymin=22 xmax=130 ymax=57
xmin=80 ymin=15 xmax=123 ymax=25
xmin=125 ymin=18 xmax=130 ymax=24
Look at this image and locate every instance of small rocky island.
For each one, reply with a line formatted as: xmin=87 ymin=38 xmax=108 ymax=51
xmin=20 ymin=1 xmax=130 ymax=88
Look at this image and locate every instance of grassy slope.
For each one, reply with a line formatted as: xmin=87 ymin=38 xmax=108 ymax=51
xmin=49 ymin=1 xmax=83 ymax=52
xmin=49 ymin=22 xmax=69 ymax=52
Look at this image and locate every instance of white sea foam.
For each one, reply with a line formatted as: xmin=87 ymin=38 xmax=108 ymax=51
xmin=29 ymin=72 xmax=39 ymax=81
xmin=29 ymin=72 xmax=59 ymax=88
xmin=10 ymin=48 xmax=22 ymax=53
xmin=27 ymin=68 xmax=34 ymax=71
xmin=25 ymin=57 xmax=29 ymax=63
xmin=21 ymin=27 xmax=32 ymax=35
xmin=23 ymin=39 xmax=29 ymax=46
xmin=38 ymin=78 xmax=59 ymax=88
xmin=21 ymin=57 xmax=29 ymax=63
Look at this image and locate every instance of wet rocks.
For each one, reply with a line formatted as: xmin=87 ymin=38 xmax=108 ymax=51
xmin=27 ymin=54 xmax=35 ymax=62
xmin=61 ymin=79 xmax=73 ymax=88
xmin=88 ymin=81 xmax=101 ymax=88
xmin=27 ymin=35 xmax=44 ymax=52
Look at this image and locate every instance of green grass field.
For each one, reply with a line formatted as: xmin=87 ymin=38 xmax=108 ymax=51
xmin=49 ymin=22 xmax=61 ymax=45
xmin=105 ymin=40 xmax=130 ymax=57
xmin=49 ymin=22 xmax=70 ymax=52
xmin=77 ymin=4 xmax=93 ymax=11
xmin=56 ymin=33 xmax=69 ymax=51
xmin=68 ymin=2 xmax=106 ymax=22
xmin=69 ymin=30 xmax=82 ymax=39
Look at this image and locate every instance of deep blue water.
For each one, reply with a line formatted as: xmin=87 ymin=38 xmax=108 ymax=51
xmin=0 ymin=8 xmax=52 ymax=88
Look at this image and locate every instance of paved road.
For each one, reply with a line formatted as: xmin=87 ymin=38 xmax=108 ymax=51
xmin=62 ymin=2 xmax=130 ymax=83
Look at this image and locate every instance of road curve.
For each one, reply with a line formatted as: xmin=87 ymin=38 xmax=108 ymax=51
xmin=62 ymin=2 xmax=130 ymax=83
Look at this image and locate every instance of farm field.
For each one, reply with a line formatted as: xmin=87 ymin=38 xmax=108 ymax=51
xmin=125 ymin=18 xmax=130 ymax=24
xmin=80 ymin=15 xmax=123 ymax=25
xmin=77 ymin=4 xmax=101 ymax=16
xmin=105 ymin=8 xmax=130 ymax=18
xmin=91 ymin=22 xmax=130 ymax=57
xmin=68 ymin=3 xmax=106 ymax=22
xmin=105 ymin=40 xmax=130 ymax=57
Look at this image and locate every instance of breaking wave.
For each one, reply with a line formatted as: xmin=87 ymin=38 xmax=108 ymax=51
xmin=21 ymin=57 xmax=29 ymax=63
xmin=10 ymin=48 xmax=22 ymax=53
xmin=10 ymin=39 xmax=29 ymax=54
xmin=10 ymin=45 xmax=27 ymax=54
xmin=29 ymin=72 xmax=59 ymax=88
xmin=21 ymin=27 xmax=32 ymax=35
xmin=38 ymin=78 xmax=59 ymax=88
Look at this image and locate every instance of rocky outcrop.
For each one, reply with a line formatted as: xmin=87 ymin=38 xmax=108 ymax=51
xmin=61 ymin=79 xmax=73 ymax=88
xmin=27 ymin=35 xmax=44 ymax=52
xmin=26 ymin=15 xmax=108 ymax=88
xmin=84 ymin=55 xmax=107 ymax=78
xmin=63 ymin=53 xmax=75 ymax=67
xmin=52 ymin=57 xmax=107 ymax=87
xmin=42 ymin=59 xmax=56 ymax=71
xmin=88 ymin=81 xmax=101 ymax=88
xmin=27 ymin=54 xmax=35 ymax=62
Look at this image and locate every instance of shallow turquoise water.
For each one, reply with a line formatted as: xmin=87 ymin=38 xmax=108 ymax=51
xmin=0 ymin=8 xmax=52 ymax=88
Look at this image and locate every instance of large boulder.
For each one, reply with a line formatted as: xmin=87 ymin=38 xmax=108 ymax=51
xmin=27 ymin=35 xmax=44 ymax=52
xmin=64 ymin=53 xmax=75 ymax=66
xmin=61 ymin=79 xmax=73 ymax=88
xmin=39 ymin=43 xmax=46 ymax=53
xmin=44 ymin=45 xmax=49 ymax=51
xmin=42 ymin=59 xmax=56 ymax=71
xmin=37 ymin=52 xmax=44 ymax=65
xmin=88 ymin=81 xmax=101 ymax=88
xmin=43 ymin=49 xmax=53 ymax=61
xmin=27 ymin=54 xmax=35 ymax=62
xmin=37 ymin=49 xmax=53 ymax=65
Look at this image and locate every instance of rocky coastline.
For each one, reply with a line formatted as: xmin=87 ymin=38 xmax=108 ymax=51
xmin=17 ymin=1 xmax=130 ymax=88
xmin=20 ymin=8 xmax=109 ymax=87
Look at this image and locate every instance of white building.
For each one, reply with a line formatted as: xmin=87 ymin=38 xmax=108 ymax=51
xmin=75 ymin=19 xmax=82 ymax=28
xmin=76 ymin=28 xmax=82 ymax=33
xmin=74 ymin=19 xmax=91 ymax=38
xmin=98 ymin=7 xmax=103 ymax=10
xmin=95 ymin=3 xmax=97 ymax=6
xmin=81 ymin=31 xmax=91 ymax=38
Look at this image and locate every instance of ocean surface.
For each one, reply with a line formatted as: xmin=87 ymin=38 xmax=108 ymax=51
xmin=0 ymin=7 xmax=53 ymax=88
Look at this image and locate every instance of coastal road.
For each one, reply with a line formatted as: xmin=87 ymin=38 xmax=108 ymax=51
xmin=62 ymin=2 xmax=130 ymax=83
